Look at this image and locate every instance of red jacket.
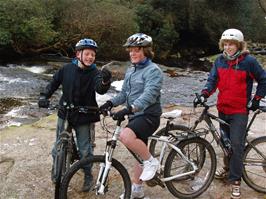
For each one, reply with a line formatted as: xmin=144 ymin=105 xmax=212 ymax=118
xmin=202 ymin=53 xmax=266 ymax=114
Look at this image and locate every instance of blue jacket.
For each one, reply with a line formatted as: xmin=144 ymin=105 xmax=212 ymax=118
xmin=111 ymin=59 xmax=163 ymax=117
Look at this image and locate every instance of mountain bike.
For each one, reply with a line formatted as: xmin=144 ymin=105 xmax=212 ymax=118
xmin=51 ymin=104 xmax=98 ymax=198
xmin=150 ymin=94 xmax=266 ymax=193
xmin=60 ymin=109 xmax=216 ymax=198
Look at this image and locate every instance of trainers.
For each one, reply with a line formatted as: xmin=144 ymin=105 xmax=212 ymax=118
xmin=230 ymin=181 xmax=241 ymax=199
xmin=82 ymin=177 xmax=93 ymax=192
xmin=119 ymin=185 xmax=145 ymax=199
xmin=215 ymin=167 xmax=229 ymax=179
xmin=139 ymin=157 xmax=159 ymax=181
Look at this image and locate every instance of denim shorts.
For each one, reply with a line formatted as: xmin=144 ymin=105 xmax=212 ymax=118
xmin=127 ymin=114 xmax=160 ymax=144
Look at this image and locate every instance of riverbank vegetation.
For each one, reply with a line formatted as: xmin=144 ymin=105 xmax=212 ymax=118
xmin=0 ymin=0 xmax=265 ymax=65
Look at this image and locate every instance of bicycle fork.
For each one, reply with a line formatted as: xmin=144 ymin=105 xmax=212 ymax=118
xmin=96 ymin=152 xmax=112 ymax=194
xmin=95 ymin=125 xmax=121 ymax=195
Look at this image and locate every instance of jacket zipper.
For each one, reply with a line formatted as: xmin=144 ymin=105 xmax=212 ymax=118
xmin=127 ymin=66 xmax=136 ymax=106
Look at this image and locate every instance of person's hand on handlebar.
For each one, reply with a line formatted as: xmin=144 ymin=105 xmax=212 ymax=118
xmin=193 ymin=92 xmax=208 ymax=107
xmin=112 ymin=107 xmax=133 ymax=120
xmin=99 ymin=101 xmax=113 ymax=115
xmin=248 ymin=96 xmax=261 ymax=111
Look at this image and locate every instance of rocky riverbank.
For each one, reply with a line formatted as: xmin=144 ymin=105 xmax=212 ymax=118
xmin=0 ymin=105 xmax=265 ymax=199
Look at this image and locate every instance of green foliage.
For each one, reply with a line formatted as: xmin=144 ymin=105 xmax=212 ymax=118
xmin=135 ymin=0 xmax=266 ymax=61
xmin=0 ymin=0 xmax=138 ymax=59
xmin=0 ymin=0 xmax=57 ymax=53
xmin=48 ymin=0 xmax=138 ymax=59
xmin=0 ymin=0 xmax=265 ymax=61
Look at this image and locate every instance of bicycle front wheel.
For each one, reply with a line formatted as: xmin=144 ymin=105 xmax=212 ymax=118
xmin=149 ymin=125 xmax=191 ymax=158
xmin=54 ymin=143 xmax=67 ymax=197
xmin=60 ymin=155 xmax=131 ymax=198
xmin=164 ymin=137 xmax=216 ymax=198
xmin=242 ymin=136 xmax=266 ymax=193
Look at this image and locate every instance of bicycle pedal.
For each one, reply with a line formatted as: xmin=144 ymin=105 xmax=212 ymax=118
xmin=145 ymin=179 xmax=157 ymax=187
xmin=145 ymin=173 xmax=165 ymax=188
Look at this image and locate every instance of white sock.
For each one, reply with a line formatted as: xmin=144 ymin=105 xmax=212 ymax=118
xmin=132 ymin=183 xmax=143 ymax=192
xmin=146 ymin=155 xmax=153 ymax=162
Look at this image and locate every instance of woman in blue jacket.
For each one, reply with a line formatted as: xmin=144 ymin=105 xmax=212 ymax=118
xmin=100 ymin=33 xmax=163 ymax=198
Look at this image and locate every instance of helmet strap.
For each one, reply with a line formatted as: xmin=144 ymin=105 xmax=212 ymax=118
xmin=78 ymin=50 xmax=90 ymax=68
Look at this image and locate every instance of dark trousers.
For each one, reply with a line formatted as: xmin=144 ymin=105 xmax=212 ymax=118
xmin=219 ymin=112 xmax=248 ymax=182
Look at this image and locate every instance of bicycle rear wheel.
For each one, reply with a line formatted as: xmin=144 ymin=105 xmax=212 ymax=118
xmin=242 ymin=136 xmax=266 ymax=193
xmin=164 ymin=137 xmax=216 ymax=198
xmin=149 ymin=125 xmax=190 ymax=158
xmin=60 ymin=155 xmax=131 ymax=199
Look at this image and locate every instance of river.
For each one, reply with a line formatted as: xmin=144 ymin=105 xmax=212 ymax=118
xmin=0 ymin=61 xmax=218 ymax=129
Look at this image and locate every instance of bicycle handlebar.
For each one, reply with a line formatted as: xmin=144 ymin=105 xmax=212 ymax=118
xmin=48 ymin=104 xmax=99 ymax=114
xmin=194 ymin=93 xmax=266 ymax=113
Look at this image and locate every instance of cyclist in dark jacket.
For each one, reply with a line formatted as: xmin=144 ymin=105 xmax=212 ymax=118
xmin=38 ymin=38 xmax=111 ymax=192
xmin=194 ymin=29 xmax=266 ymax=199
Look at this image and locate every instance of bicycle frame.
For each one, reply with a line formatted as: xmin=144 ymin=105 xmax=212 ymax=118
xmin=54 ymin=104 xmax=98 ymax=180
xmin=95 ymin=115 xmax=199 ymax=195
xmin=149 ymin=135 xmax=198 ymax=182
xmin=192 ymin=103 xmax=266 ymax=159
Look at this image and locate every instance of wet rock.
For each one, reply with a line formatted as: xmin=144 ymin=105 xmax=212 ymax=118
xmin=0 ymin=98 xmax=24 ymax=114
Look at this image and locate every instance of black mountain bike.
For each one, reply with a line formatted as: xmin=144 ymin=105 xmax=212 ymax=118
xmin=60 ymin=110 xmax=216 ymax=198
xmin=51 ymin=104 xmax=98 ymax=198
xmin=150 ymin=94 xmax=266 ymax=193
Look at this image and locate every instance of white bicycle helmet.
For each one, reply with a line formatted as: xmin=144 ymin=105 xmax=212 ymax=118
xmin=123 ymin=33 xmax=152 ymax=47
xmin=220 ymin=29 xmax=244 ymax=42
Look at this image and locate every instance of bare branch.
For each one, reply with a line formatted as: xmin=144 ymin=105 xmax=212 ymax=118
xmin=258 ymin=0 xmax=266 ymax=14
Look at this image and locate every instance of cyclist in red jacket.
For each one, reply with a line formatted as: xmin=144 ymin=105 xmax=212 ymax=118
xmin=194 ymin=28 xmax=266 ymax=199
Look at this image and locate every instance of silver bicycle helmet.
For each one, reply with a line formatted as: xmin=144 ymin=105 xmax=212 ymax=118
xmin=123 ymin=33 xmax=152 ymax=47
xmin=75 ymin=38 xmax=98 ymax=51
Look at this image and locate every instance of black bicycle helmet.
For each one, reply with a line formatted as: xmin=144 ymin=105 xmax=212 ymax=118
xmin=75 ymin=38 xmax=98 ymax=51
xmin=123 ymin=33 xmax=152 ymax=47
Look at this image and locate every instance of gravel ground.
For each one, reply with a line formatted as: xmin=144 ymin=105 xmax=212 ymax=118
xmin=0 ymin=106 xmax=265 ymax=199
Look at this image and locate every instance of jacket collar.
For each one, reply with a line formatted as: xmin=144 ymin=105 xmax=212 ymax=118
xmin=226 ymin=54 xmax=246 ymax=68
xmin=72 ymin=58 xmax=96 ymax=71
xmin=132 ymin=58 xmax=151 ymax=69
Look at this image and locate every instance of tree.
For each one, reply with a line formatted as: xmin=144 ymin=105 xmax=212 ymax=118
xmin=0 ymin=0 xmax=57 ymax=54
xmin=0 ymin=0 xmax=138 ymax=59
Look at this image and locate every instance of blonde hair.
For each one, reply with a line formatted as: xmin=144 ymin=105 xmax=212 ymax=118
xmin=218 ymin=39 xmax=247 ymax=52
xmin=143 ymin=47 xmax=154 ymax=59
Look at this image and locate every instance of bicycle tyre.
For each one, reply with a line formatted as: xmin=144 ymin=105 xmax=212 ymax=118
xmin=164 ymin=137 xmax=216 ymax=198
xmin=60 ymin=155 xmax=131 ymax=199
xmin=242 ymin=136 xmax=266 ymax=193
xmin=54 ymin=143 xmax=67 ymax=197
xmin=149 ymin=125 xmax=191 ymax=158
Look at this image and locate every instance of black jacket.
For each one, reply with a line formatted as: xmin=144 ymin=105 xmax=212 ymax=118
xmin=42 ymin=62 xmax=110 ymax=126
